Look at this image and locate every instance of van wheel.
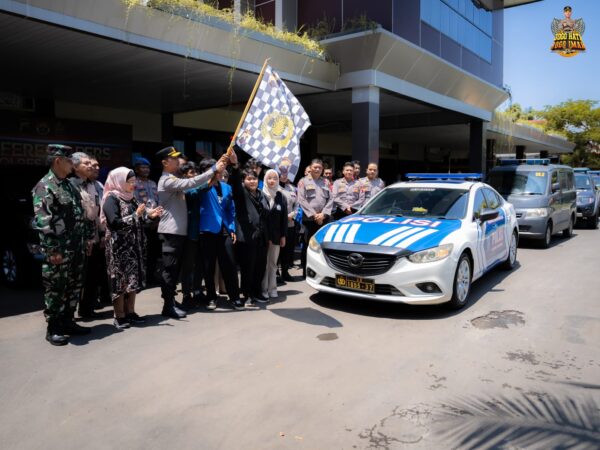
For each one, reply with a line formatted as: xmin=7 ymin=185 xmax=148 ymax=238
xmin=562 ymin=216 xmax=574 ymax=238
xmin=540 ymin=223 xmax=552 ymax=249
xmin=448 ymin=254 xmax=471 ymax=310
xmin=502 ymin=231 xmax=518 ymax=270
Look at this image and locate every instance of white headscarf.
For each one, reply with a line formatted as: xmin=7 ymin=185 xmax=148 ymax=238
xmin=262 ymin=169 xmax=279 ymax=208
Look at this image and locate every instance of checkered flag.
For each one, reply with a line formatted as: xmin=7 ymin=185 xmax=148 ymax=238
xmin=235 ymin=65 xmax=310 ymax=182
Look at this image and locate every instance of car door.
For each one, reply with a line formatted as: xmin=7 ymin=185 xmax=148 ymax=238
xmin=482 ymin=188 xmax=508 ymax=264
xmin=472 ymin=188 xmax=492 ymax=275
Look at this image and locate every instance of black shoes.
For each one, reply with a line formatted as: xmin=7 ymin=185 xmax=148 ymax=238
xmin=114 ymin=317 xmax=131 ymax=330
xmin=253 ymin=293 xmax=269 ymax=304
xmin=162 ymin=303 xmax=187 ymax=319
xmin=126 ymin=313 xmax=146 ymax=324
xmin=62 ymin=320 xmax=91 ymax=335
xmin=206 ymin=299 xmax=217 ymax=311
xmin=181 ymin=295 xmax=197 ymax=311
xmin=230 ymin=299 xmax=245 ymax=311
xmin=46 ymin=319 xmax=69 ymax=346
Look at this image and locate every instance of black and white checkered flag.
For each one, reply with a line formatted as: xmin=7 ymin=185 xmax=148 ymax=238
xmin=235 ymin=65 xmax=310 ymax=181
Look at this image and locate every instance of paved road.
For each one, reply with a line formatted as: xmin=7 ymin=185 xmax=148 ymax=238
xmin=1 ymin=229 xmax=599 ymax=449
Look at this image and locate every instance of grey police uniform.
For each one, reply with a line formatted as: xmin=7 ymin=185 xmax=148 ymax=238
xmin=332 ymin=178 xmax=362 ymax=218
xmin=358 ymin=176 xmax=385 ymax=207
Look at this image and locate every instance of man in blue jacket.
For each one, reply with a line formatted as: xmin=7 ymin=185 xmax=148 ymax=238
xmin=197 ymin=159 xmax=244 ymax=311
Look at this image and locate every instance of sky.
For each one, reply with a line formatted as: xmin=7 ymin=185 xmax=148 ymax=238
xmin=503 ymin=0 xmax=600 ymax=111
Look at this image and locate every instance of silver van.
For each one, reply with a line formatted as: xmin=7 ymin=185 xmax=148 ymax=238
xmin=487 ymin=159 xmax=576 ymax=248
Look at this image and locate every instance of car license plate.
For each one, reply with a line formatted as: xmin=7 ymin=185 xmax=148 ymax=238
xmin=335 ymin=274 xmax=375 ymax=294
xmin=576 ymin=212 xmax=583 ymax=218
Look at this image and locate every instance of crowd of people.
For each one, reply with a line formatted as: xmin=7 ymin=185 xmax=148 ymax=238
xmin=32 ymin=144 xmax=385 ymax=346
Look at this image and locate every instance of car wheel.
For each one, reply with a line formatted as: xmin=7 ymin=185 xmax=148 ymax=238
xmin=540 ymin=223 xmax=552 ymax=249
xmin=502 ymin=231 xmax=518 ymax=270
xmin=448 ymin=254 xmax=471 ymax=310
xmin=588 ymin=212 xmax=598 ymax=230
xmin=1 ymin=246 xmax=25 ymax=288
xmin=562 ymin=215 xmax=574 ymax=238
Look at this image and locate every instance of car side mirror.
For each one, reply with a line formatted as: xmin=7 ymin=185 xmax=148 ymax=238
xmin=478 ymin=209 xmax=499 ymax=222
xmin=552 ymin=182 xmax=560 ymax=193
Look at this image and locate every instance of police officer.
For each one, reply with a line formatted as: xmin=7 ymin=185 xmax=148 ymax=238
xmin=157 ymin=146 xmax=228 ymax=318
xmin=358 ymin=162 xmax=385 ymax=208
xmin=332 ymin=162 xmax=362 ymax=220
xmin=32 ymin=145 xmax=94 ymax=346
xmin=297 ymin=158 xmax=333 ymax=278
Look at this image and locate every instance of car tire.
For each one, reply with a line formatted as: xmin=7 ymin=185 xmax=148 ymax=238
xmin=562 ymin=215 xmax=574 ymax=238
xmin=540 ymin=222 xmax=552 ymax=249
xmin=448 ymin=253 xmax=471 ymax=310
xmin=0 ymin=245 xmax=27 ymax=288
xmin=501 ymin=230 xmax=518 ymax=270
xmin=588 ymin=212 xmax=598 ymax=229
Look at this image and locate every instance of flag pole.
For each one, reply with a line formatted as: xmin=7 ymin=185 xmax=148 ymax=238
xmin=226 ymin=58 xmax=271 ymax=155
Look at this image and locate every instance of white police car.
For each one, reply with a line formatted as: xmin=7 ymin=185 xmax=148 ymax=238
xmin=306 ymin=174 xmax=519 ymax=309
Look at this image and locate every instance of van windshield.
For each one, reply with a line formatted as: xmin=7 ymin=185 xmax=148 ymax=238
xmin=487 ymin=170 xmax=547 ymax=196
xmin=575 ymin=174 xmax=592 ymax=189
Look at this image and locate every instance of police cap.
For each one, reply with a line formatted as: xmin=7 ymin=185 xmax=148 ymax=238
xmin=156 ymin=146 xmax=181 ymax=161
xmin=47 ymin=144 xmax=74 ymax=158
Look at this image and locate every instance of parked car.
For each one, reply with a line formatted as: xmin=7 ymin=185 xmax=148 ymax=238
xmin=574 ymin=172 xmax=600 ymax=229
xmin=306 ymin=173 xmax=519 ymax=309
xmin=487 ymin=159 xmax=576 ymax=248
xmin=0 ymin=166 xmax=46 ymax=288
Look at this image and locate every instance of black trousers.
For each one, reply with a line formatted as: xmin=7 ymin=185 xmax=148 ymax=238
xmin=200 ymin=232 xmax=240 ymax=302
xmin=180 ymin=239 xmax=204 ymax=297
xmin=145 ymin=227 xmax=162 ymax=284
xmin=280 ymin=225 xmax=297 ymax=273
xmin=159 ymin=233 xmax=187 ymax=304
xmin=301 ymin=219 xmax=327 ymax=272
xmin=236 ymin=238 xmax=267 ymax=299
xmin=79 ymin=242 xmax=110 ymax=315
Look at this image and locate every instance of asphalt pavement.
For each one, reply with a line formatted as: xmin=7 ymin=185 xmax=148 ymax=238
xmin=0 ymin=228 xmax=599 ymax=449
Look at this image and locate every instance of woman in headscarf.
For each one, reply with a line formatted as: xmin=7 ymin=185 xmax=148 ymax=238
xmin=101 ymin=167 xmax=163 ymax=330
xmin=261 ymin=169 xmax=288 ymax=299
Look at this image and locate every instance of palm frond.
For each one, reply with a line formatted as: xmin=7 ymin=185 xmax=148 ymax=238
xmin=434 ymin=392 xmax=600 ymax=450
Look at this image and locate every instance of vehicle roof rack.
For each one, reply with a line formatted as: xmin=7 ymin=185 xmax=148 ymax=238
xmin=497 ymin=158 xmax=550 ymax=166
xmin=405 ymin=173 xmax=483 ymax=181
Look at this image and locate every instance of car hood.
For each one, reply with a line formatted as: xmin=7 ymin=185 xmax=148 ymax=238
xmin=314 ymin=215 xmax=462 ymax=253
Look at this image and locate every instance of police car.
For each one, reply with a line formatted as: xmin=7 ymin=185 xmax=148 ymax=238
xmin=306 ymin=174 xmax=519 ymax=309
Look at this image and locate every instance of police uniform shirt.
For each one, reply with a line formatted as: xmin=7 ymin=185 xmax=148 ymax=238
xmin=279 ymin=181 xmax=299 ymax=227
xmin=332 ymin=178 xmax=362 ymax=213
xmin=358 ymin=176 xmax=385 ymax=207
xmin=297 ymin=175 xmax=333 ymax=219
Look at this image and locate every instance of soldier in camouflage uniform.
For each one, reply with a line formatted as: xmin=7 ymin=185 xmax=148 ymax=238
xmin=32 ymin=144 xmax=94 ymax=346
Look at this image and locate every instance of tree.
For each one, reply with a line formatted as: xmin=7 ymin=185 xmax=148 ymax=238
xmin=538 ymin=100 xmax=600 ymax=168
xmin=503 ymin=103 xmax=536 ymax=123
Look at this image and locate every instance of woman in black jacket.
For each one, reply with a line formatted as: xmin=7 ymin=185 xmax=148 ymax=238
xmin=261 ymin=169 xmax=287 ymax=299
xmin=229 ymin=150 xmax=270 ymax=305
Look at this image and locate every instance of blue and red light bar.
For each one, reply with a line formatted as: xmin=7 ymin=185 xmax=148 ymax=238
xmin=405 ymin=173 xmax=483 ymax=181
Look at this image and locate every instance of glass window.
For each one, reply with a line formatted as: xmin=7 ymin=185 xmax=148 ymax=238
xmin=459 ymin=0 xmax=466 ymax=15
xmin=559 ymin=170 xmax=569 ymax=190
xmin=465 ymin=1 xmax=474 ymax=22
xmin=488 ymin=170 xmax=548 ymax=196
xmin=430 ymin=0 xmax=441 ymax=29
xmin=448 ymin=10 xmax=459 ymax=41
xmin=483 ymin=188 xmax=500 ymax=209
xmin=421 ymin=0 xmax=432 ymax=24
xmin=473 ymin=189 xmax=488 ymax=218
xmin=441 ymin=2 xmax=450 ymax=36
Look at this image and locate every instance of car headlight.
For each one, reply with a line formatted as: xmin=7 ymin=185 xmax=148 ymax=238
xmin=308 ymin=236 xmax=322 ymax=254
xmin=524 ymin=208 xmax=549 ymax=218
xmin=577 ymin=196 xmax=594 ymax=205
xmin=408 ymin=244 xmax=453 ymax=264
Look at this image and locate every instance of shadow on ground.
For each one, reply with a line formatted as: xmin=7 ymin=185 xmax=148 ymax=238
xmin=309 ymin=262 xmax=522 ymax=320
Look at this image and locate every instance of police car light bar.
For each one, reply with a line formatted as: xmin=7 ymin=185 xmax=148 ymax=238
xmin=497 ymin=158 xmax=550 ymax=166
xmin=405 ymin=173 xmax=483 ymax=181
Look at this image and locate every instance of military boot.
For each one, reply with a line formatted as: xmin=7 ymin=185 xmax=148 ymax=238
xmin=46 ymin=319 xmax=69 ymax=346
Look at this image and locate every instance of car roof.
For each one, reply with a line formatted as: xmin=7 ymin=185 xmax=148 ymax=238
xmin=490 ymin=164 xmax=570 ymax=172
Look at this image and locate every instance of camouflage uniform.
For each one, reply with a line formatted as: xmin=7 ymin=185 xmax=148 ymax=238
xmin=32 ymin=169 xmax=92 ymax=323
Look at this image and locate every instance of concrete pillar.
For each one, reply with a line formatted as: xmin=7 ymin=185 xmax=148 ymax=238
xmin=486 ymin=138 xmax=495 ymax=172
xmin=352 ymin=86 xmax=380 ymax=169
xmin=161 ymin=112 xmax=174 ymax=145
xmin=516 ymin=145 xmax=526 ymax=160
xmin=468 ymin=119 xmax=485 ymax=174
xmin=275 ymin=0 xmax=297 ymax=31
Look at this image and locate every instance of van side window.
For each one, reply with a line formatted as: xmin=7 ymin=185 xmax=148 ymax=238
xmin=482 ymin=188 xmax=500 ymax=209
xmin=551 ymin=170 xmax=558 ymax=185
xmin=566 ymin=171 xmax=574 ymax=190
xmin=473 ymin=189 xmax=488 ymax=219
xmin=559 ymin=170 xmax=569 ymax=190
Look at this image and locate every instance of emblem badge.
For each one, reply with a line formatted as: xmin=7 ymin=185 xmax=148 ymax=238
xmin=347 ymin=253 xmax=365 ymax=268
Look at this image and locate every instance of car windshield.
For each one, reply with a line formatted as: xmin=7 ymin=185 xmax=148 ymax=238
xmin=359 ymin=187 xmax=469 ymax=219
xmin=592 ymin=175 xmax=600 ymax=187
xmin=487 ymin=170 xmax=547 ymax=195
xmin=575 ymin=174 xmax=592 ymax=189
